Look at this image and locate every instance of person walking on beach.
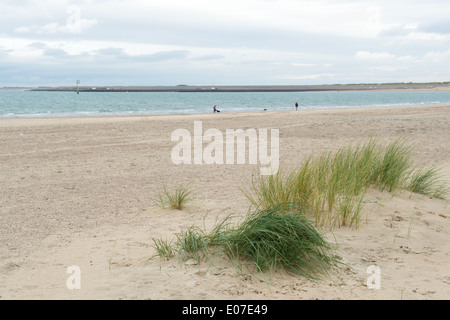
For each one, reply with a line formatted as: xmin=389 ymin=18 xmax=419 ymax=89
xmin=295 ymin=102 xmax=298 ymax=110
xmin=213 ymin=105 xmax=217 ymax=113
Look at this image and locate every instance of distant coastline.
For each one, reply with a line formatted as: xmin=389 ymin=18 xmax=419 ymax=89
xmin=0 ymin=87 xmax=35 ymax=91
xmin=27 ymin=83 xmax=450 ymax=93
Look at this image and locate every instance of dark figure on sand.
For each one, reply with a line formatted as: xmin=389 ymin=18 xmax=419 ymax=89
xmin=295 ymin=102 xmax=298 ymax=110
xmin=214 ymin=105 xmax=220 ymax=113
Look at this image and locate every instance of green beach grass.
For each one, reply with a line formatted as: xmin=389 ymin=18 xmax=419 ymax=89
xmin=156 ymin=182 xmax=193 ymax=210
xmin=212 ymin=206 xmax=337 ymax=279
xmin=151 ymin=205 xmax=338 ymax=280
xmin=151 ymin=139 xmax=447 ymax=280
xmin=242 ymin=139 xmax=448 ymax=228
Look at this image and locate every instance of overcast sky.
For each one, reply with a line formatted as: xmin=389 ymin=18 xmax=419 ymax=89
xmin=1 ymin=0 xmax=450 ymax=86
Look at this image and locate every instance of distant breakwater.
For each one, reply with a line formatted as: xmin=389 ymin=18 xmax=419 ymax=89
xmin=30 ymin=84 xmax=449 ymax=93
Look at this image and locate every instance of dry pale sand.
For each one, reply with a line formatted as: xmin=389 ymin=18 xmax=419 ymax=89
xmin=1 ymin=105 xmax=449 ymax=300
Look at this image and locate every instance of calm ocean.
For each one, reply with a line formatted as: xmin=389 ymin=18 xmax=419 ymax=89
xmin=1 ymin=90 xmax=450 ymax=118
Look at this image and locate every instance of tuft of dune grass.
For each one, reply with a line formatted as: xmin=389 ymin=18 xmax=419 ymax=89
xmin=242 ymin=139 xmax=448 ymax=229
xmin=151 ymin=205 xmax=338 ymax=281
xmin=156 ymin=183 xmax=193 ymax=210
xmin=407 ymin=166 xmax=449 ymax=199
xmin=215 ymin=206 xmax=337 ymax=279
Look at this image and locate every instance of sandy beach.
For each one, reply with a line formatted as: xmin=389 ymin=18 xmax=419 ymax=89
xmin=1 ymin=104 xmax=449 ymax=300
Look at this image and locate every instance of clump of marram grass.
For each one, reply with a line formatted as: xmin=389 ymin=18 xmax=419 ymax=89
xmin=150 ymin=238 xmax=176 ymax=260
xmin=240 ymin=167 xmax=299 ymax=211
xmin=156 ymin=183 xmax=193 ymax=210
xmin=215 ymin=206 xmax=337 ymax=280
xmin=370 ymin=139 xmax=413 ymax=192
xmin=150 ymin=206 xmax=338 ymax=281
xmin=407 ymin=166 xmax=449 ymax=199
xmin=175 ymin=226 xmax=210 ymax=263
xmin=242 ymin=139 xmax=448 ymax=229
xmin=150 ymin=227 xmax=210 ymax=264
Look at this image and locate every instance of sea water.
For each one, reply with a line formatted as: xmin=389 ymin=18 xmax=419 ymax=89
xmin=1 ymin=90 xmax=450 ymax=118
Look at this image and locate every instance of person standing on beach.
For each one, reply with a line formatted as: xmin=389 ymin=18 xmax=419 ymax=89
xmin=213 ymin=105 xmax=217 ymax=113
xmin=295 ymin=102 xmax=298 ymax=110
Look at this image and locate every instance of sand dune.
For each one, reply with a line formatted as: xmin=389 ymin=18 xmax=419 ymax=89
xmin=1 ymin=105 xmax=449 ymax=300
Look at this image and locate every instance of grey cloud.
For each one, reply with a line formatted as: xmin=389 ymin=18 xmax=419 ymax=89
xmin=94 ymin=48 xmax=190 ymax=62
xmin=418 ymin=21 xmax=450 ymax=35
xmin=191 ymin=54 xmax=224 ymax=61
xmin=28 ymin=42 xmax=48 ymax=50
xmin=0 ymin=46 xmax=12 ymax=54
xmin=144 ymin=50 xmax=190 ymax=62
xmin=379 ymin=25 xmax=415 ymax=37
xmin=43 ymin=48 xmax=69 ymax=57
xmin=379 ymin=21 xmax=450 ymax=38
xmin=97 ymin=47 xmax=127 ymax=57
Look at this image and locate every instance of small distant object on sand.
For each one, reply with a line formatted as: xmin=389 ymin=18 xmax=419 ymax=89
xmin=213 ymin=105 xmax=220 ymax=113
